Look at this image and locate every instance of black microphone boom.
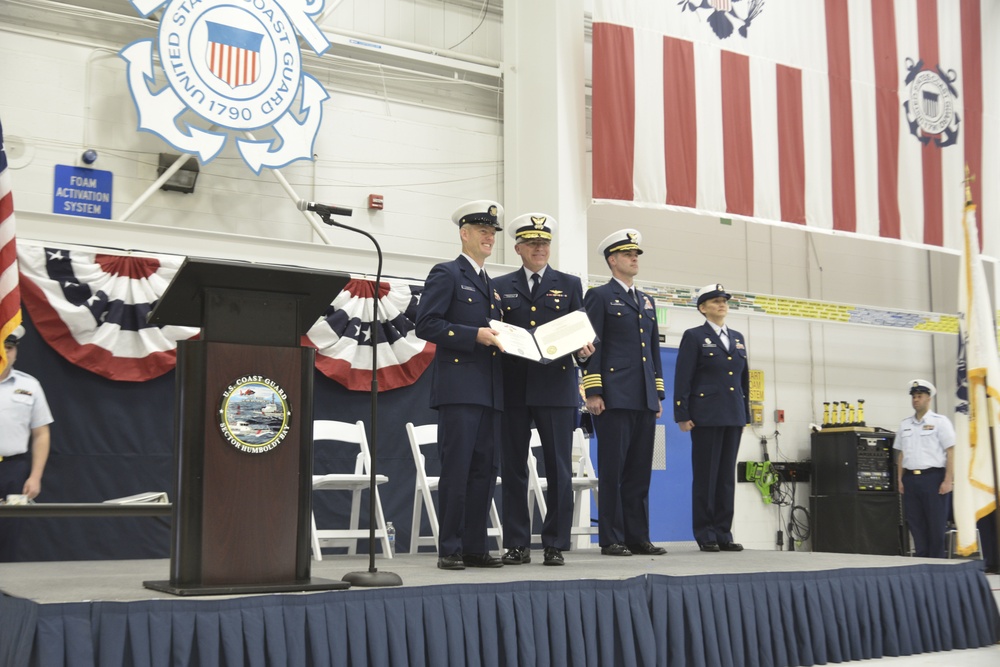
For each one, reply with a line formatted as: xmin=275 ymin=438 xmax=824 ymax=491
xmin=297 ymin=200 xmax=353 ymax=217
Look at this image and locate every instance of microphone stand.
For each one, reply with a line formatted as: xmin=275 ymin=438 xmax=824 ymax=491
xmin=317 ymin=209 xmax=402 ymax=588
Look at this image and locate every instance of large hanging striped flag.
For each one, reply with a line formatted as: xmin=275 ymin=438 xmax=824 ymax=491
xmin=0 ymin=119 xmax=21 ymax=375
xmin=592 ymin=0 xmax=995 ymax=254
xmin=205 ymin=21 xmax=263 ymax=89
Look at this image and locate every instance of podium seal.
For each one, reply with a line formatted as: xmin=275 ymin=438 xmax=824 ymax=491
xmin=218 ymin=376 xmax=291 ymax=453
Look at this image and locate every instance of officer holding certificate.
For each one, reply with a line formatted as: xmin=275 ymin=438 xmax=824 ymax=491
xmin=494 ymin=214 xmax=593 ymax=566
xmin=581 ymin=229 xmax=666 ymax=557
xmin=415 ymin=200 xmax=506 ymax=570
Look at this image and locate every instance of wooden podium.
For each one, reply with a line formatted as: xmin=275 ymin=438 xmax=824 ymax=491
xmin=143 ymin=258 xmax=351 ymax=595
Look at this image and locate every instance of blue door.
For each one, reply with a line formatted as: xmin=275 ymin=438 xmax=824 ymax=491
xmin=588 ymin=346 xmax=693 ymax=542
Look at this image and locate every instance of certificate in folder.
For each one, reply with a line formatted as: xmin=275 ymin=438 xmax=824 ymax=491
xmin=490 ymin=309 xmax=596 ymax=364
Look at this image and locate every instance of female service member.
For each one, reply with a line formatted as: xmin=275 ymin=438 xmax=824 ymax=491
xmin=673 ymin=284 xmax=750 ymax=552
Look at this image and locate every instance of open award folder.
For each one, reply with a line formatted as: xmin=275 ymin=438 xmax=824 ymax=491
xmin=490 ymin=309 xmax=596 ymax=364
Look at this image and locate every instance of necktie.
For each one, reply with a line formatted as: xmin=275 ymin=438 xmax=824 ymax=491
xmin=630 ymin=288 xmax=639 ymax=306
xmin=480 ymin=270 xmax=489 ymax=290
xmin=530 ymin=273 xmax=541 ymax=299
xmin=719 ymin=328 xmax=730 ymax=351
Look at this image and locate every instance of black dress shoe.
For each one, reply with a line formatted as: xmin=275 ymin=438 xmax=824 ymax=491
xmin=438 ymin=553 xmax=466 ymax=570
xmin=699 ymin=542 xmax=720 ymax=552
xmin=600 ymin=543 xmax=632 ymax=556
xmin=502 ymin=546 xmax=531 ymax=565
xmin=462 ymin=553 xmax=504 ymax=568
xmin=543 ymin=547 xmax=564 ymax=566
xmin=718 ymin=542 xmax=744 ymax=552
xmin=627 ymin=541 xmax=667 ymax=555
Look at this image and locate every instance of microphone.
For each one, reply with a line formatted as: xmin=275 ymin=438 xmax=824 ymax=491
xmin=297 ymin=200 xmax=353 ymax=217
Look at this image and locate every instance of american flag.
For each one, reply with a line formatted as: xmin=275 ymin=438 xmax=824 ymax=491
xmin=0 ymin=118 xmax=21 ymax=375
xmin=206 ymin=21 xmax=263 ymax=89
xmin=593 ymin=0 xmax=994 ymax=254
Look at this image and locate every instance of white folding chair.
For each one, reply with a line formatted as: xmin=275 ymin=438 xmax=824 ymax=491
xmin=569 ymin=428 xmax=600 ymax=547
xmin=311 ymin=420 xmax=392 ymax=560
xmin=406 ymin=422 xmax=503 ymax=553
xmin=527 ymin=428 xmax=600 ymax=548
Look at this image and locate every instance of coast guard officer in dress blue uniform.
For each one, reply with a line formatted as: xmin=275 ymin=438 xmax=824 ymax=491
xmin=581 ymin=230 xmax=667 ymax=557
xmin=416 ymin=200 xmax=506 ymax=570
xmin=493 ymin=213 xmax=594 ymax=567
xmin=894 ymin=379 xmax=955 ymax=558
xmin=674 ymin=284 xmax=749 ymax=552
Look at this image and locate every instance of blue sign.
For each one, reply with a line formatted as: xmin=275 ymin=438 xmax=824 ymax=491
xmin=53 ymin=165 xmax=113 ymax=220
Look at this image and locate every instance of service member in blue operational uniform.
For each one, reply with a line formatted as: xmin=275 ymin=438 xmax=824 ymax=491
xmin=674 ymin=284 xmax=750 ymax=553
xmin=415 ymin=200 xmax=506 ymax=570
xmin=894 ymin=379 xmax=955 ymax=558
xmin=581 ymin=229 xmax=667 ymax=557
xmin=0 ymin=325 xmax=54 ymax=561
xmin=493 ymin=213 xmax=595 ymax=567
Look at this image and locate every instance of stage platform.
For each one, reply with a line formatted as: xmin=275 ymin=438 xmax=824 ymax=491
xmin=2 ymin=544 xmax=998 ymax=666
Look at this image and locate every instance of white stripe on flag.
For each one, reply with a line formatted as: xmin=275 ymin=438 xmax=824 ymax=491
xmin=634 ymin=28 xmax=666 ymax=205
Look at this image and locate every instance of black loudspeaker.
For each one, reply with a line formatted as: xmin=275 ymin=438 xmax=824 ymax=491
xmin=811 ymin=430 xmax=895 ymax=495
xmin=811 ymin=494 xmax=903 ymax=556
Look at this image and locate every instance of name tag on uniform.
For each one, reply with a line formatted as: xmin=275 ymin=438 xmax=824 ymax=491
xmin=461 ymin=284 xmax=477 ymax=292
xmin=504 ymin=293 xmax=519 ymax=299
xmin=610 ymin=299 xmax=625 ymax=306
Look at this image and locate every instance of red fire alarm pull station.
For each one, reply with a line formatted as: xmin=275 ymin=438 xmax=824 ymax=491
xmin=368 ymin=194 xmax=384 ymax=210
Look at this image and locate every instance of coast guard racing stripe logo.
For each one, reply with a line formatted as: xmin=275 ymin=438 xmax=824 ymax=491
xmin=206 ymin=22 xmax=263 ymax=89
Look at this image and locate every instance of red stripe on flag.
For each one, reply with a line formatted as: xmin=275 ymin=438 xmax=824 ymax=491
xmin=961 ymin=0 xmax=984 ymax=244
xmin=825 ymin=0 xmax=857 ymax=232
xmin=917 ymin=0 xmax=943 ymax=246
xmin=662 ymin=36 xmax=697 ymax=208
xmin=721 ymin=51 xmax=753 ymax=216
xmin=0 ymin=189 xmax=12 ymax=225
xmin=592 ymin=23 xmax=635 ymax=201
xmin=872 ymin=0 xmax=901 ymax=240
xmin=776 ymin=65 xmax=805 ymax=224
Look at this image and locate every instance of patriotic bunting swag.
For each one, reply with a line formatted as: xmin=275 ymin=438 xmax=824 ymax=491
xmin=18 ymin=245 xmax=198 ymax=381
xmin=17 ymin=245 xmax=432 ymax=390
xmin=305 ymin=278 xmax=434 ymax=392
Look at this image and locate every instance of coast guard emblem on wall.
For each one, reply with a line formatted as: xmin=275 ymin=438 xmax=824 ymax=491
xmin=121 ymin=0 xmax=333 ymax=173
xmin=219 ymin=376 xmax=291 ymax=453
xmin=903 ymin=57 xmax=960 ymax=148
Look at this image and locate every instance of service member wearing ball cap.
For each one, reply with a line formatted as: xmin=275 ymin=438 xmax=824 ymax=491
xmin=0 ymin=325 xmax=54 ymax=561
xmin=493 ymin=213 xmax=594 ymax=566
xmin=416 ymin=200 xmax=506 ymax=570
xmin=894 ymin=379 xmax=955 ymax=558
xmin=580 ymin=229 xmax=666 ymax=557
xmin=674 ymin=284 xmax=750 ymax=552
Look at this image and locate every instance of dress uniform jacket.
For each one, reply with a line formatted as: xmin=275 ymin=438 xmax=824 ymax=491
xmin=581 ymin=279 xmax=664 ymax=547
xmin=494 ymin=267 xmax=583 ymax=551
xmin=581 ymin=281 xmax=664 ymax=410
xmin=416 ymin=255 xmax=504 ymax=557
xmin=494 ymin=268 xmax=583 ymax=408
xmin=416 ymin=256 xmax=503 ymax=411
xmin=673 ymin=322 xmax=750 ymax=426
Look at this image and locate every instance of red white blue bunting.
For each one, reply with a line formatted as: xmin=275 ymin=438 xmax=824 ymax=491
xmin=18 ymin=245 xmax=198 ymax=381
xmin=17 ymin=244 xmax=433 ymax=390
xmin=304 ymin=278 xmax=434 ymax=392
